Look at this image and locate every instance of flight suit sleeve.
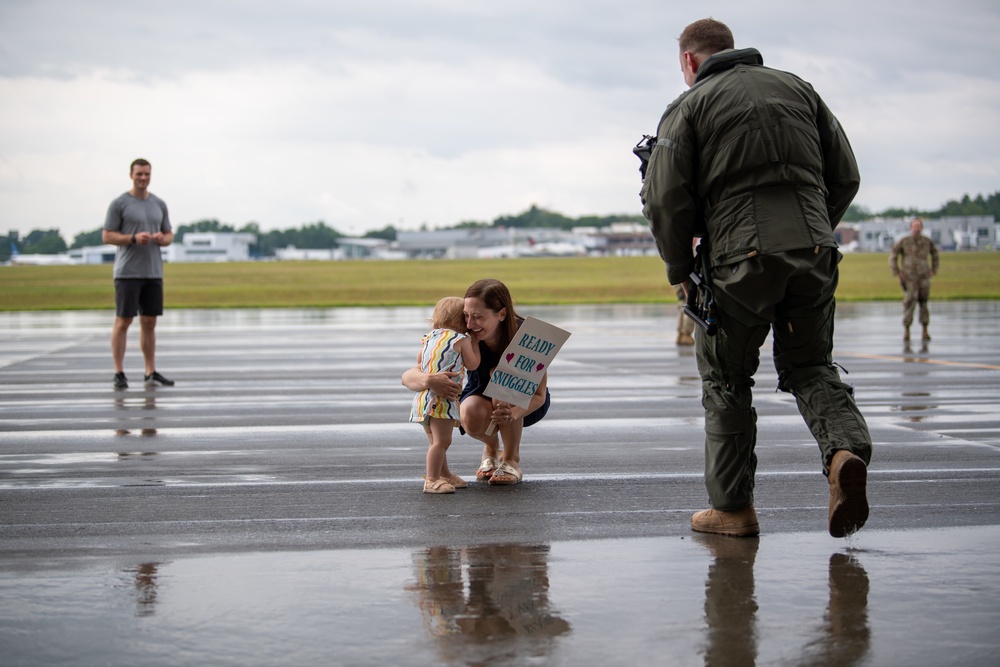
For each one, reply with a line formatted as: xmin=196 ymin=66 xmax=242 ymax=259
xmin=641 ymin=108 xmax=700 ymax=286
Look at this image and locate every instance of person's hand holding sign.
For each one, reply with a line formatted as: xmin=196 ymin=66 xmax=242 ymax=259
xmin=491 ymin=401 xmax=516 ymax=425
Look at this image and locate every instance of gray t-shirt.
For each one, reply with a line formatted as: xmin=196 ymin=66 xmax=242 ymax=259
xmin=104 ymin=192 xmax=171 ymax=279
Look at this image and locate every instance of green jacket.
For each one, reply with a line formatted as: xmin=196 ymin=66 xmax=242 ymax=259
xmin=641 ymin=48 xmax=860 ymax=285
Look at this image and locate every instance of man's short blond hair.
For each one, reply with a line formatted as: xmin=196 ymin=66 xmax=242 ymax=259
xmin=679 ymin=18 xmax=734 ymax=55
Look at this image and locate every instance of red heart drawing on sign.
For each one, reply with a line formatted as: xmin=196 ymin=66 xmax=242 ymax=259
xmin=505 ymin=353 xmax=514 ymax=363
xmin=536 ymin=363 xmax=545 ymax=371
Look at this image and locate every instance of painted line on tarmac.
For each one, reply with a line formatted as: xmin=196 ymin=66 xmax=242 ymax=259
xmin=3 ymin=467 xmax=999 ymax=490
xmin=842 ymin=352 xmax=1000 ymax=371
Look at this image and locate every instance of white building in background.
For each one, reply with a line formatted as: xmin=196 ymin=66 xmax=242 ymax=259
xmin=162 ymin=232 xmax=257 ymax=262
xmin=836 ymin=215 xmax=998 ymax=252
xmin=337 ymin=237 xmax=406 ymax=260
xmin=56 ymin=232 xmax=259 ymax=265
xmin=396 ymin=228 xmax=510 ymax=259
xmin=395 ymin=227 xmax=615 ymax=259
xmin=67 ymin=244 xmax=118 ymax=264
xmin=275 ymin=246 xmax=342 ymax=261
xmin=6 ymin=252 xmax=75 ymax=266
xmin=935 ymin=215 xmax=1000 ymax=250
xmin=573 ymin=222 xmax=656 ymax=256
xmin=274 ymin=238 xmax=406 ymax=261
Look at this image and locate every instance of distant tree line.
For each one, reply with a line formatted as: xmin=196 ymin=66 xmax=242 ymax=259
xmin=841 ymin=191 xmax=1000 ymax=222
xmin=3 ymin=190 xmax=998 ymax=262
xmin=1 ymin=228 xmax=69 ymax=257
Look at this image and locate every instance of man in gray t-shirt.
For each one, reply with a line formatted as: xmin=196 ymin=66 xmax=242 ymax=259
xmin=102 ymin=158 xmax=175 ymax=390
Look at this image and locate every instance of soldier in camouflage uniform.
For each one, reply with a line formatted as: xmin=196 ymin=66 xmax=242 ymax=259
xmin=889 ymin=218 xmax=940 ymax=341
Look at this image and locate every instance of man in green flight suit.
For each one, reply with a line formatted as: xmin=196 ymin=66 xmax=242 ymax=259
xmin=640 ymin=18 xmax=873 ymax=538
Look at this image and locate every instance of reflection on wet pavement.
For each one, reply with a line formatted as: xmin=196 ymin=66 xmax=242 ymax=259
xmin=2 ymin=304 xmax=999 ymax=664
xmin=407 ymin=544 xmax=570 ymax=663
xmin=698 ymin=535 xmax=760 ymax=667
xmin=817 ymin=553 xmax=871 ymax=666
xmin=892 ymin=391 xmax=935 ymax=422
xmin=128 ymin=562 xmax=164 ymax=617
xmin=114 ymin=394 xmax=158 ymax=437
xmin=696 ymin=534 xmax=872 ymax=667
xmin=1 ymin=528 xmax=997 ymax=666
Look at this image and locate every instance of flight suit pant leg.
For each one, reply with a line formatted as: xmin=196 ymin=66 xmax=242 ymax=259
xmin=695 ymin=314 xmax=771 ymax=510
xmin=772 ymin=267 xmax=873 ymax=472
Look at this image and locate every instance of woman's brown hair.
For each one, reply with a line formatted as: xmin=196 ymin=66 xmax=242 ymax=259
xmin=465 ymin=278 xmax=520 ymax=350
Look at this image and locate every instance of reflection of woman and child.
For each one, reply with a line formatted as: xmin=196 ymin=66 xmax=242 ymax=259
xmin=697 ymin=535 xmax=870 ymax=667
xmin=406 ymin=544 xmax=570 ymax=661
xmin=402 ymin=279 xmax=551 ymax=492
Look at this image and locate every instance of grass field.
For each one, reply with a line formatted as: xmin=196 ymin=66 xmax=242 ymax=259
xmin=1 ymin=253 xmax=997 ymax=311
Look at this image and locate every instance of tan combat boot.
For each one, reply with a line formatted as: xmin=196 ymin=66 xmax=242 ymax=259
xmin=828 ymin=451 xmax=869 ymax=537
xmin=691 ymin=506 xmax=760 ymax=537
xmin=921 ymin=325 xmax=931 ymax=341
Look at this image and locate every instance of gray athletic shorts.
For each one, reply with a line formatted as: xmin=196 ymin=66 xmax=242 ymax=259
xmin=114 ymin=279 xmax=164 ymax=318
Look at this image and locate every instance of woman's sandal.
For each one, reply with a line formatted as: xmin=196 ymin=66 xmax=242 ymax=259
xmin=488 ymin=461 xmax=522 ymax=486
xmin=475 ymin=456 xmax=499 ymax=481
xmin=423 ymin=476 xmax=455 ymax=494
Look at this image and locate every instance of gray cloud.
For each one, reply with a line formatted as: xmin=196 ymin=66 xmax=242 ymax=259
xmin=1 ymin=0 xmax=997 ymax=239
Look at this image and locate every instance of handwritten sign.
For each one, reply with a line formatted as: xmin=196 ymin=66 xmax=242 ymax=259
xmin=483 ymin=316 xmax=571 ymax=409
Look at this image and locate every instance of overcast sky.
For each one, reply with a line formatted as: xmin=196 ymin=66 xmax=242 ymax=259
xmin=2 ymin=0 xmax=998 ymax=240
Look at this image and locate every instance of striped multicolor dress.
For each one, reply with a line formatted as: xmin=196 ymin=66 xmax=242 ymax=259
xmin=409 ymin=328 xmax=468 ymax=423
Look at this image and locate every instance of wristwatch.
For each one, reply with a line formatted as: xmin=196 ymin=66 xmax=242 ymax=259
xmin=131 ymin=233 xmax=136 ymax=245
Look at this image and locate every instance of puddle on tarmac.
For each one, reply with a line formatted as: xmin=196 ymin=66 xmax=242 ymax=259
xmin=1 ymin=527 xmax=999 ymax=666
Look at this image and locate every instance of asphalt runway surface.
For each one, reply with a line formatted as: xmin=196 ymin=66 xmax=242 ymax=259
xmin=1 ymin=301 xmax=999 ymax=665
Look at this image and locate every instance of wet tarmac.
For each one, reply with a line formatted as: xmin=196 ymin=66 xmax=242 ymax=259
xmin=1 ymin=302 xmax=999 ymax=665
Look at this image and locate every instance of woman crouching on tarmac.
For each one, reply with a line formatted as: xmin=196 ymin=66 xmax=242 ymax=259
xmin=402 ymin=278 xmax=550 ymax=485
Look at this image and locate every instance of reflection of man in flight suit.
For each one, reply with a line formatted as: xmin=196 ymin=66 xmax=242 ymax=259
xmin=889 ymin=218 xmax=939 ymax=342
xmin=697 ymin=535 xmax=871 ymax=666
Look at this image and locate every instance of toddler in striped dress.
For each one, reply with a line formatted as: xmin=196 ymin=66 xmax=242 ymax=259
xmin=409 ymin=297 xmax=481 ymax=494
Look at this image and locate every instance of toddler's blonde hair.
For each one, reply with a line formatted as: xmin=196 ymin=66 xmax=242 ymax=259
xmin=430 ymin=296 xmax=466 ymax=332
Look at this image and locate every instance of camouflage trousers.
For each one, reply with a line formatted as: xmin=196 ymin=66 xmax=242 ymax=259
xmin=695 ymin=248 xmax=873 ymax=511
xmin=901 ymin=273 xmax=932 ymax=327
